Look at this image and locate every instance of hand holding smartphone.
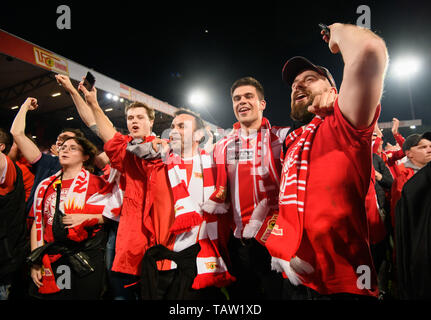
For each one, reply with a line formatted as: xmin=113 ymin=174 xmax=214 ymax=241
xmin=83 ymin=72 xmax=96 ymax=91
xmin=319 ymin=23 xmax=330 ymax=38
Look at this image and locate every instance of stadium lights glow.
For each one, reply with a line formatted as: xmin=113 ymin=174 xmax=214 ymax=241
xmin=410 ymin=125 xmax=416 ymax=129
xmin=11 ymin=106 xmax=19 ymax=110
xmin=66 ymin=117 xmax=74 ymax=121
xmin=32 ymin=136 xmax=37 ymax=139
xmin=112 ymin=95 xmax=119 ymax=101
xmin=189 ymin=89 xmax=208 ymax=108
xmin=51 ymin=92 xmax=61 ymax=97
xmin=105 ymin=108 xmax=113 ymax=112
xmin=392 ymin=56 xmax=421 ymax=78
xmin=106 ymin=93 xmax=113 ymax=99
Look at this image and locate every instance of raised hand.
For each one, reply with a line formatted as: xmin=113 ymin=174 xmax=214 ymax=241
xmin=22 ymin=97 xmax=38 ymax=111
xmin=307 ymin=87 xmax=337 ymax=117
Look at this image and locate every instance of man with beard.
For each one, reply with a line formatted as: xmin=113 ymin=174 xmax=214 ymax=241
xmin=265 ymin=23 xmax=388 ymax=300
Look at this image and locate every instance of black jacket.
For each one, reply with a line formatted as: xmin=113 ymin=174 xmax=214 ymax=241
xmin=395 ymin=162 xmax=431 ymax=299
xmin=0 ymin=162 xmax=28 ymax=284
xmin=373 ymin=153 xmax=393 ymax=212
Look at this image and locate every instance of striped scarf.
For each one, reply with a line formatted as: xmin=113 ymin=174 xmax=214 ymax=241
xmin=165 ymin=150 xmax=236 ymax=289
xmin=125 ymin=142 xmax=235 ymax=289
xmin=202 ymin=117 xmax=281 ymax=242
xmin=265 ymin=115 xmax=323 ymax=285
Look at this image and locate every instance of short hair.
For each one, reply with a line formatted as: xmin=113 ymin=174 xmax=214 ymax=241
xmin=174 ymin=108 xmax=205 ymax=132
xmin=0 ymin=127 xmax=13 ymax=154
xmin=231 ymin=77 xmax=265 ymax=100
xmin=61 ymin=136 xmax=98 ymax=173
xmin=60 ymin=128 xmax=85 ymax=139
xmin=124 ymin=102 xmax=155 ymax=121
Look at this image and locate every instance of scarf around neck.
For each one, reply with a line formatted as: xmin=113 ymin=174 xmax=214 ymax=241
xmin=265 ymin=115 xmax=323 ymax=285
xmin=202 ymin=117 xmax=281 ymax=240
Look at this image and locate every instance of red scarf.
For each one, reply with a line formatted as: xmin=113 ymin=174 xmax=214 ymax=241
xmin=265 ymin=116 xmax=323 ymax=285
xmin=165 ymin=150 xmax=236 ymax=288
xmin=202 ymin=117 xmax=280 ymax=242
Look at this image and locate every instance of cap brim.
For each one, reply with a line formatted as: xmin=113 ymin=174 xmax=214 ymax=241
xmin=282 ymin=56 xmax=325 ymax=87
xmin=422 ymin=131 xmax=431 ymax=142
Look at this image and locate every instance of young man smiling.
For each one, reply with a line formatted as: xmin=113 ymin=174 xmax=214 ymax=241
xmin=204 ymin=77 xmax=289 ymax=299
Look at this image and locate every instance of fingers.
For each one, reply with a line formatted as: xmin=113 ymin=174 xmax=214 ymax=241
xmin=308 ymin=89 xmax=337 ymax=117
xmin=23 ymin=97 xmax=39 ymax=110
xmin=31 ymin=267 xmax=43 ymax=288
xmin=151 ymin=139 xmax=160 ymax=152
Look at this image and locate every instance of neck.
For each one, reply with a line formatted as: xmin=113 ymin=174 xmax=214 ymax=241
xmin=182 ymin=144 xmax=199 ymax=159
xmin=62 ymin=165 xmax=83 ymax=180
xmin=406 ymin=158 xmax=424 ymax=171
xmin=240 ymin=118 xmax=262 ymax=135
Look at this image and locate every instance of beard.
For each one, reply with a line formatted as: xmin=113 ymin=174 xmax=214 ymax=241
xmin=290 ymin=90 xmax=321 ymax=124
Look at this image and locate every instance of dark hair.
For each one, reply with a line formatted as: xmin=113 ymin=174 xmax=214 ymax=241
xmin=60 ymin=128 xmax=85 ymax=139
xmin=61 ymin=136 xmax=98 ymax=173
xmin=0 ymin=127 xmax=13 ymax=154
xmin=174 ymin=108 xmax=205 ymax=132
xmin=124 ymin=102 xmax=155 ymax=121
xmin=230 ymin=77 xmax=265 ymax=100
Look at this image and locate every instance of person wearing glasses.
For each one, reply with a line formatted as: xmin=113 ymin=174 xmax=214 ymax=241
xmin=28 ymin=136 xmax=108 ymax=300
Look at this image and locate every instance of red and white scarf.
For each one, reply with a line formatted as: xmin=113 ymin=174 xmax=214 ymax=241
xmin=265 ymin=116 xmax=323 ymax=285
xmin=202 ymin=117 xmax=282 ymax=242
xmin=165 ymin=150 xmax=236 ymax=289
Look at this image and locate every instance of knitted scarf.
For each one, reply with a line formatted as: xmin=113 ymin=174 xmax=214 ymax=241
xmin=202 ymin=117 xmax=281 ymax=242
xmin=125 ymin=144 xmax=235 ymax=289
xmin=265 ymin=115 xmax=323 ymax=285
xmin=167 ymin=150 xmax=236 ymax=288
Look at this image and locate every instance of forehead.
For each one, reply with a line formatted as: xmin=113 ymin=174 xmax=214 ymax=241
xmin=416 ymin=139 xmax=431 ymax=147
xmin=293 ymin=69 xmax=322 ymax=82
xmin=61 ymin=138 xmax=78 ymax=145
xmin=126 ymin=107 xmax=149 ymax=117
xmin=232 ymin=85 xmax=258 ymax=97
xmin=58 ymin=131 xmax=76 ymax=139
xmin=172 ymin=114 xmax=196 ymax=126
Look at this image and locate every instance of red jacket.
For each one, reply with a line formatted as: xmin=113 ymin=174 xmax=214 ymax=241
xmin=104 ymin=132 xmax=168 ymax=275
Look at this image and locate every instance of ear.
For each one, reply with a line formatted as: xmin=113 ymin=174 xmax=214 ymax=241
xmin=405 ymin=150 xmax=412 ymax=159
xmin=0 ymin=143 xmax=5 ymax=153
xmin=150 ymin=119 xmax=154 ymax=129
xmin=83 ymin=154 xmax=90 ymax=163
xmin=193 ymin=128 xmax=205 ymax=144
xmin=259 ymin=99 xmax=267 ymax=112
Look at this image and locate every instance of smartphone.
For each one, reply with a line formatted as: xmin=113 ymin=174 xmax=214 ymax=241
xmin=318 ymin=23 xmax=330 ymax=38
xmin=83 ymin=71 xmax=96 ymax=91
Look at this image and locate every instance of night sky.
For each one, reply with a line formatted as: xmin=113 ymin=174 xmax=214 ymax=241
xmin=1 ymin=0 xmax=431 ymax=133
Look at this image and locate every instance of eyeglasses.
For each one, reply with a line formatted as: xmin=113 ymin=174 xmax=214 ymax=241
xmin=59 ymin=144 xmax=83 ymax=152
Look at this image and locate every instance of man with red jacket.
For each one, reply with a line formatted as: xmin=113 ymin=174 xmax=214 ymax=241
xmin=81 ymin=82 xmax=234 ymax=299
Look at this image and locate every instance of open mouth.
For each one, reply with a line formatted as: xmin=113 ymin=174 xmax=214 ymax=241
xmin=238 ymin=106 xmax=250 ymax=115
xmin=131 ymin=125 xmax=140 ymax=132
xmin=295 ymin=93 xmax=308 ymax=102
